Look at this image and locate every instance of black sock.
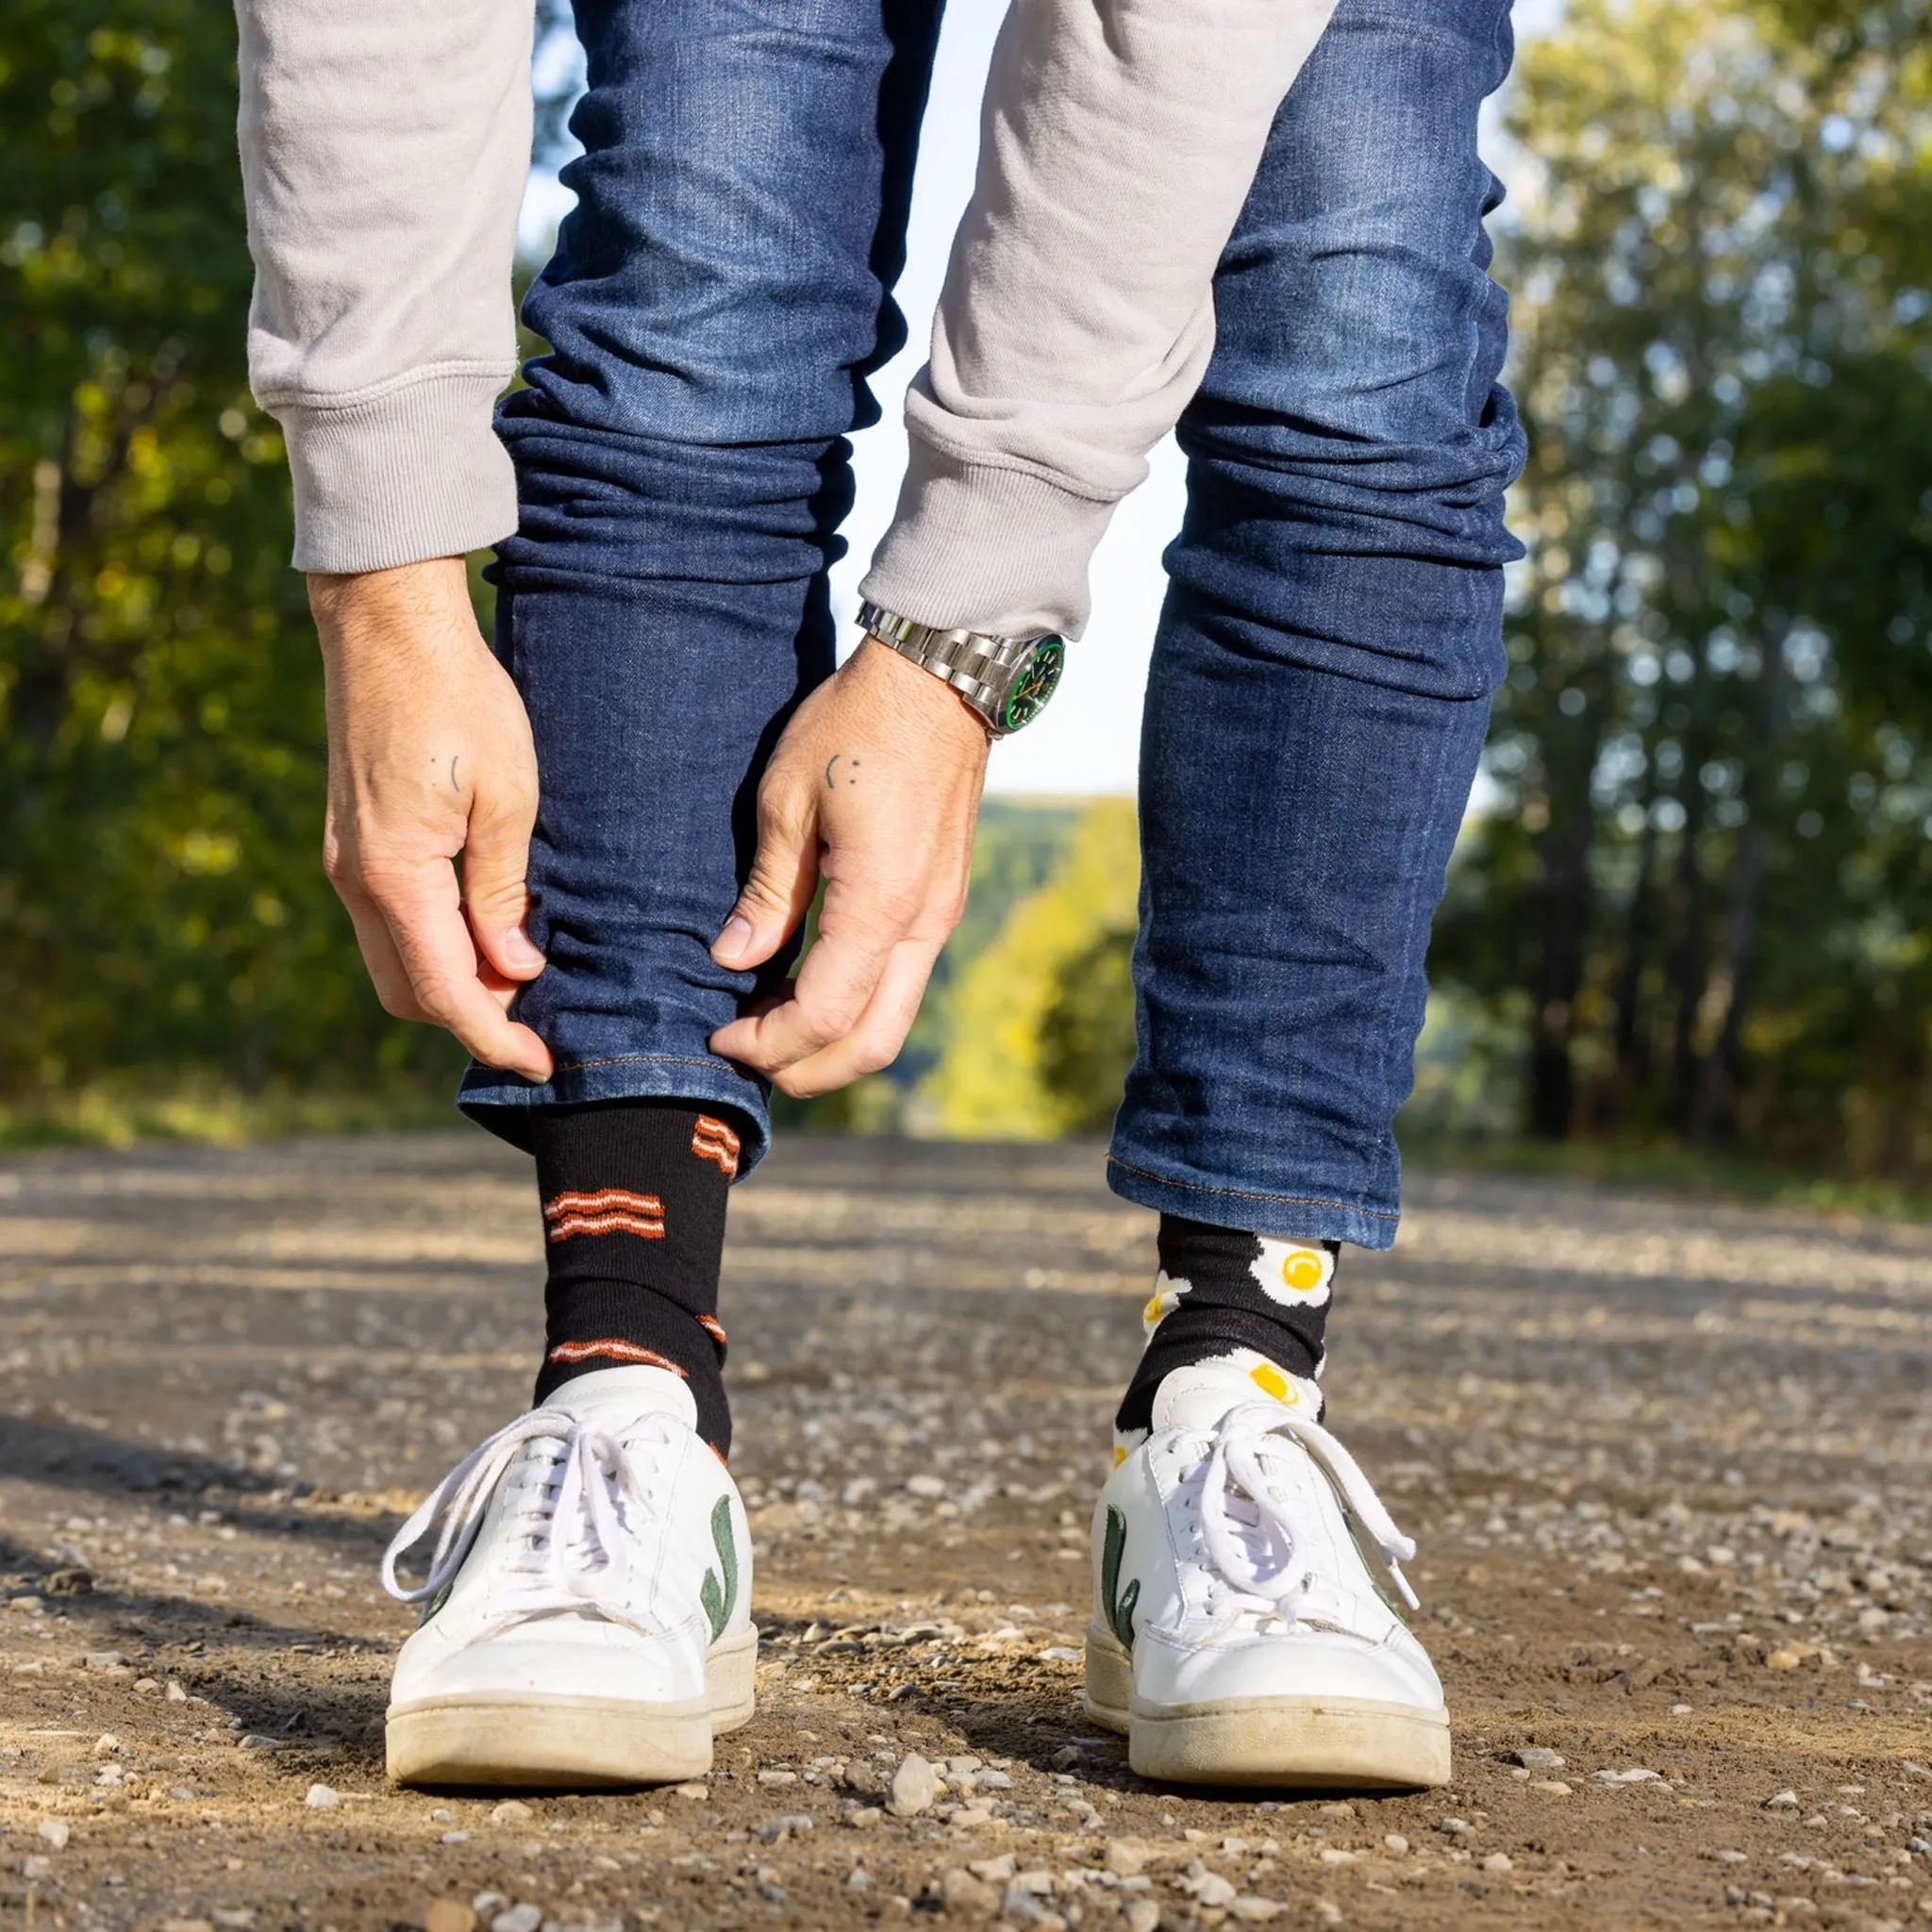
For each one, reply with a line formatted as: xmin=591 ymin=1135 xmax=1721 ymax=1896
xmin=529 ymin=1102 xmax=741 ymax=1457
xmin=1114 ymin=1214 xmax=1340 ymax=1440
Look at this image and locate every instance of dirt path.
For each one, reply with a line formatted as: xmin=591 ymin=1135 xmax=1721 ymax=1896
xmin=0 ymin=1132 xmax=1929 ymax=1931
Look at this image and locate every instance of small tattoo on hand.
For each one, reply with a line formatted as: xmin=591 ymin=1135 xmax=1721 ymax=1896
xmin=825 ymin=755 xmax=861 ymax=790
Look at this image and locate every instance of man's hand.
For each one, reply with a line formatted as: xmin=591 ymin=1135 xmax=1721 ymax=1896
xmin=309 ymin=558 xmax=554 ymax=1082
xmin=709 ymin=639 xmax=990 ymax=1098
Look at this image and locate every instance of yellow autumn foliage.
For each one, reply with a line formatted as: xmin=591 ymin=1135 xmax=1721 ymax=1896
xmin=921 ymin=798 xmax=1141 ymax=1139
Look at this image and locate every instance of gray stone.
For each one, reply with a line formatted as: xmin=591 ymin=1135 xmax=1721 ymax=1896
xmin=888 ymin=1753 xmax=940 ymax=1818
xmin=1513 ymin=1746 xmax=1566 ymax=1772
xmin=940 ymin=1868 xmax=1001 ymax=1918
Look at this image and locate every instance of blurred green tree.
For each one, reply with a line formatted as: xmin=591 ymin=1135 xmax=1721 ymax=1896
xmin=1431 ymin=0 xmax=1932 ymax=1174
xmin=0 ymin=0 xmax=464 ymax=1108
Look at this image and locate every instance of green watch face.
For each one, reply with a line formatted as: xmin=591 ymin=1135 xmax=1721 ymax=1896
xmin=1002 ymin=637 xmax=1065 ymax=732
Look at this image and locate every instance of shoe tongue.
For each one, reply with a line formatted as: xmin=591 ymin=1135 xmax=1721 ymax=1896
xmin=1152 ymin=1349 xmax=1322 ymax=1434
xmin=549 ymin=1365 xmax=697 ymax=1431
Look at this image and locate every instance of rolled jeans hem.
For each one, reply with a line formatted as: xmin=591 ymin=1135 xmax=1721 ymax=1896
xmin=458 ymin=1053 xmax=770 ymax=1173
xmin=1105 ymin=1152 xmax=1400 ymax=1252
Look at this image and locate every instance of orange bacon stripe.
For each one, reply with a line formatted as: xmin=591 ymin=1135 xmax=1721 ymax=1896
xmin=543 ymin=1187 xmax=663 ymax=1221
xmin=691 ymin=1114 xmax=741 ymax=1177
xmin=696 ymin=1314 xmax=727 ymax=1346
xmin=544 ymin=1339 xmax=688 ymax=1374
xmin=545 ymin=1209 xmax=665 ymax=1242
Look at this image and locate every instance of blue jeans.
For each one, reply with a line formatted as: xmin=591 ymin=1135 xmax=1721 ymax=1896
xmin=461 ymin=0 xmax=1525 ymax=1252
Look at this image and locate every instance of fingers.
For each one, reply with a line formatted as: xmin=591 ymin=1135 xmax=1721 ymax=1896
xmin=766 ymin=938 xmax=943 ymax=1098
xmin=461 ymin=768 xmax=545 ymax=983
xmin=708 ymin=869 xmax=925 ymax=1077
xmin=346 ymin=852 xmax=555 ymax=1082
xmin=711 ymin=778 xmax=820 ymax=971
xmin=331 ymin=874 xmax=432 ymax=1024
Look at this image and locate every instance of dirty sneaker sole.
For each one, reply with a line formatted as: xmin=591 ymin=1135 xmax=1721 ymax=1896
xmin=1084 ymin=1628 xmax=1451 ymax=1790
xmin=386 ymin=1625 xmax=757 ymax=1789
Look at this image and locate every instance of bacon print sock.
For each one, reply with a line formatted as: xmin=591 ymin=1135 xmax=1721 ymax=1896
xmin=1113 ymin=1214 xmax=1340 ymax=1451
xmin=529 ymin=1101 xmax=742 ymax=1455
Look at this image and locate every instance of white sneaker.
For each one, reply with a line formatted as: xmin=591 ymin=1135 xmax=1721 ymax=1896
xmin=1085 ymin=1354 xmax=1449 ymax=1789
xmin=380 ymin=1365 xmax=756 ymax=1788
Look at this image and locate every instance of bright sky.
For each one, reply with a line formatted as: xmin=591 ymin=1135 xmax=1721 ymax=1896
xmin=520 ymin=0 xmax=1557 ymax=797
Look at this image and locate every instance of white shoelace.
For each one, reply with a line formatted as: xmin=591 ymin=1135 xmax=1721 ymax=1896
xmin=1180 ymin=1402 xmax=1420 ymax=1636
xmin=380 ymin=1407 xmax=676 ymax=1624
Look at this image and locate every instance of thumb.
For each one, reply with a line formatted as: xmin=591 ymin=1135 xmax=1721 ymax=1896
xmin=714 ymin=784 xmax=820 ymax=970
xmin=462 ymin=779 xmax=545 ymax=981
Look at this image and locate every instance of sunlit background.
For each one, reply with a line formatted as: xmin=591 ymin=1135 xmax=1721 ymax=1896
xmin=4 ymin=0 xmax=1929 ymax=1199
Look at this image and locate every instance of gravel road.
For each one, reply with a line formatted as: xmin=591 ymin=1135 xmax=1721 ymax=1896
xmin=1 ymin=1131 xmax=1930 ymax=1931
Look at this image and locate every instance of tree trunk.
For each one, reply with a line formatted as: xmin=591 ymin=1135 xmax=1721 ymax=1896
xmin=1611 ymin=756 xmax=1662 ymax=1106
xmin=1695 ymin=621 xmax=1791 ymax=1143
xmin=1666 ymin=780 xmax=1709 ymax=1134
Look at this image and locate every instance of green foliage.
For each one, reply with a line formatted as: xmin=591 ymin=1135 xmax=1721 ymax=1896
xmin=1431 ymin=0 xmax=1932 ymax=1176
xmin=0 ymin=0 xmax=461 ymax=1106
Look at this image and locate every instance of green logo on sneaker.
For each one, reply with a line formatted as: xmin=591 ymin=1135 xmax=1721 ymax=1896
xmin=700 ymin=1495 xmax=738 ymax=1642
xmin=1101 ymin=1505 xmax=1139 ymax=1652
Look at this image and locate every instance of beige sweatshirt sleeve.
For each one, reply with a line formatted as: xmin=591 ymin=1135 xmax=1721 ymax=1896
xmin=861 ymin=0 xmax=1339 ymax=641
xmin=235 ymin=0 xmax=533 ymax=573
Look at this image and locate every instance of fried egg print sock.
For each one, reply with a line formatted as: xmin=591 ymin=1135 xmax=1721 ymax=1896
xmin=1113 ymin=1214 xmax=1339 ymax=1457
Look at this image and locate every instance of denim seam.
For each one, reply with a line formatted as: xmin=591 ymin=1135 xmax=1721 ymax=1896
xmin=463 ymin=1051 xmax=764 ymax=1089
xmin=1106 ymin=1154 xmax=1400 ymax=1223
xmin=1372 ymin=703 xmax=1463 ymax=1157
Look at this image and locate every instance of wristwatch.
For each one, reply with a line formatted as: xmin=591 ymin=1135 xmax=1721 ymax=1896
xmin=858 ymin=600 xmax=1065 ymax=738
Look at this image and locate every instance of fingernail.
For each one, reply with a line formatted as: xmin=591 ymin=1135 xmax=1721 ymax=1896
xmin=502 ymin=926 xmax=545 ymax=971
xmin=714 ymin=914 xmax=753 ymax=960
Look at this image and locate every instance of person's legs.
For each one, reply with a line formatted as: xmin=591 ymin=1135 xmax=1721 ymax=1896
xmin=463 ymin=0 xmax=941 ymax=1158
xmin=383 ymin=0 xmax=942 ymax=1789
xmin=1090 ymin=0 xmax=1523 ymax=1788
xmin=456 ymin=0 xmax=941 ymax=1438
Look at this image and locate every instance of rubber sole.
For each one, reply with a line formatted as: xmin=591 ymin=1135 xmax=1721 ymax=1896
xmin=1084 ymin=1628 xmax=1451 ymax=1790
xmin=385 ymin=1624 xmax=758 ymax=1790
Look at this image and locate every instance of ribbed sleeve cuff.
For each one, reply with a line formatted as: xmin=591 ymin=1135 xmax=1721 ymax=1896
xmin=859 ymin=441 xmax=1121 ymax=641
xmin=275 ymin=366 xmax=518 ymax=574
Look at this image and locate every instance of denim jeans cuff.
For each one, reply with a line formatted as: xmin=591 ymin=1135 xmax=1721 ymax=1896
xmin=458 ymin=1053 xmax=771 ymax=1174
xmin=1105 ymin=1151 xmax=1401 ymax=1252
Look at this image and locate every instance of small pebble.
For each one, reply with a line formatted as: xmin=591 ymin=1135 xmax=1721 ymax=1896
xmin=425 ymin=1905 xmax=476 ymax=1932
xmin=1482 ymin=1852 xmax=1514 ymax=1874
xmin=1383 ymin=1834 xmax=1409 ymax=1855
xmin=305 ymin=1784 xmax=339 ymax=1808
xmin=673 ymin=1782 xmax=708 ymax=1801
xmin=940 ymin=1868 xmax=1001 ymax=1917
xmin=37 ymin=1820 xmax=70 ymax=1848
xmin=1124 ymin=1903 xmax=1161 ymax=1932
xmin=888 ymin=1753 xmax=940 ymax=1818
xmin=1512 ymin=1746 xmax=1565 ymax=1772
xmin=490 ymin=1800 xmax=533 ymax=1824
xmin=491 ymin=1907 xmax=541 ymax=1932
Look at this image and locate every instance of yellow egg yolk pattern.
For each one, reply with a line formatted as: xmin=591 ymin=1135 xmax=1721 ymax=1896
xmin=1114 ymin=1213 xmax=1340 ymax=1441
